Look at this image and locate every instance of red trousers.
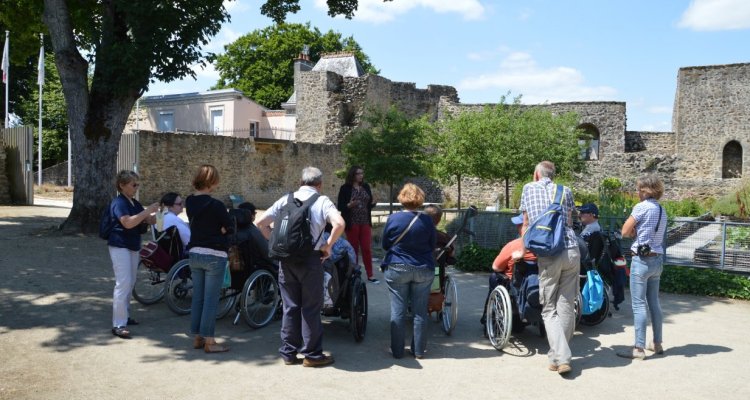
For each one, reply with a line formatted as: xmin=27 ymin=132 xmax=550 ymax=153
xmin=346 ymin=223 xmax=374 ymax=279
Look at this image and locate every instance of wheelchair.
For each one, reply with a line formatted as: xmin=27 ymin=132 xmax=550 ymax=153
xmin=427 ymin=205 xmax=477 ymax=335
xmin=485 ymin=260 xmax=583 ymax=351
xmin=133 ymin=225 xmax=185 ymax=305
xmin=321 ymin=256 xmax=368 ymax=342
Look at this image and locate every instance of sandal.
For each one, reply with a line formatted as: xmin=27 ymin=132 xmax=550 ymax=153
xmin=193 ymin=336 xmax=206 ymax=349
xmin=111 ymin=326 xmax=131 ymax=339
xmin=127 ymin=318 xmax=139 ymax=326
xmin=204 ymin=343 xmax=230 ymax=353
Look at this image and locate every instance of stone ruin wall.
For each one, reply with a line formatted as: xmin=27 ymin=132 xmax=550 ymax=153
xmin=672 ymin=63 xmax=750 ymax=196
xmin=134 ymin=131 xmax=348 ymax=209
xmin=295 ymin=71 xmax=458 ymax=145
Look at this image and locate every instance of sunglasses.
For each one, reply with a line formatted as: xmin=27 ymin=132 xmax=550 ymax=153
xmin=173 ymin=202 xmax=183 ymax=206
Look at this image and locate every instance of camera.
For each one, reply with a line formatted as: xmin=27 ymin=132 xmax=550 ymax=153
xmin=637 ymin=244 xmax=652 ymax=257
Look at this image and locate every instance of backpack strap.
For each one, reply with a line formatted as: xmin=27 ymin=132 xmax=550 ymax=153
xmin=297 ymin=192 xmax=323 ymax=246
xmin=393 ymin=212 xmax=420 ymax=247
xmin=551 ymin=184 xmax=565 ymax=205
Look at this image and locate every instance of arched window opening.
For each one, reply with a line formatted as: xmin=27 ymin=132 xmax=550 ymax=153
xmin=722 ymin=140 xmax=743 ymax=179
xmin=577 ymin=123 xmax=600 ymax=161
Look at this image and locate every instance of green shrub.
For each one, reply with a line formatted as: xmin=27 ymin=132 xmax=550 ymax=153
xmin=712 ymin=194 xmax=739 ymax=217
xmin=660 ymin=265 xmax=750 ymax=300
xmin=455 ymin=243 xmax=498 ymax=272
xmin=573 ymin=189 xmax=598 ymax=206
xmin=662 ymin=198 xmax=706 ymax=217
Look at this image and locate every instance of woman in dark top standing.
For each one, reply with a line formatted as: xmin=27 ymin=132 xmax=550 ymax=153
xmin=381 ymin=183 xmax=436 ymax=359
xmin=107 ymin=170 xmax=159 ymax=339
xmin=186 ymin=164 xmax=233 ymax=353
xmin=337 ymin=165 xmax=378 ymax=283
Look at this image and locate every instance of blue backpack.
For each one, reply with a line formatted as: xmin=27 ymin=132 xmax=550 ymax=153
xmin=98 ymin=202 xmax=117 ymax=240
xmin=581 ymin=269 xmax=605 ymax=315
xmin=523 ymin=184 xmax=567 ymax=257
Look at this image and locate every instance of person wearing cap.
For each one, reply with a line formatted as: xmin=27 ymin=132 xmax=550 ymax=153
xmin=480 ymin=212 xmax=537 ymax=326
xmin=577 ymin=203 xmax=601 ymax=240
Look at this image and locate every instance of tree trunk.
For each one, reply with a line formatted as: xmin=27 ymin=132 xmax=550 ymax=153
xmin=44 ymin=0 xmax=139 ymax=234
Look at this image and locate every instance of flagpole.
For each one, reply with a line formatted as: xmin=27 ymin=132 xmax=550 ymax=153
xmin=3 ymin=31 xmax=8 ymax=128
xmin=37 ymin=33 xmax=44 ymax=186
xmin=67 ymin=128 xmax=71 ymax=187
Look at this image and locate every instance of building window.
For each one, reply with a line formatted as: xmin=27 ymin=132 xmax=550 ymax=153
xmin=158 ymin=111 xmax=174 ymax=132
xmin=722 ymin=140 xmax=743 ymax=179
xmin=577 ymin=123 xmax=600 ymax=161
xmin=210 ymin=107 xmax=224 ymax=134
xmin=249 ymin=121 xmax=259 ymax=138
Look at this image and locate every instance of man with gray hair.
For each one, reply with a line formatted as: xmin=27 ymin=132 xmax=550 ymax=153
xmin=256 ymin=166 xmax=345 ymax=367
xmin=517 ymin=160 xmax=580 ymax=375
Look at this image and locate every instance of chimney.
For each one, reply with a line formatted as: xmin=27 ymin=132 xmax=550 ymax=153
xmin=293 ymin=45 xmax=314 ymax=92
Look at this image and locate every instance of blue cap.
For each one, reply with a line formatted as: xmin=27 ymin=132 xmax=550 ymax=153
xmin=511 ymin=213 xmax=524 ymax=225
xmin=578 ymin=203 xmax=599 ymax=217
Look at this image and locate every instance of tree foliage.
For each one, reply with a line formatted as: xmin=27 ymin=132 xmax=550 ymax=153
xmin=426 ymin=95 xmax=586 ymax=208
xmin=261 ymin=0 xmax=394 ymax=23
xmin=342 ymin=106 xmax=427 ymax=208
xmin=213 ymin=23 xmax=377 ymax=110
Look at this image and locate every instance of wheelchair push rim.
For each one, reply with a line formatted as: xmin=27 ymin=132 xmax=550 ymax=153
xmin=240 ymin=268 xmax=280 ymax=329
xmin=486 ymin=285 xmax=513 ymax=351
xmin=440 ymin=274 xmax=458 ymax=335
xmin=132 ymin=260 xmax=167 ymax=305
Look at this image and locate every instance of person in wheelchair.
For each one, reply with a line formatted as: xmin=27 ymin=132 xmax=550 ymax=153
xmin=481 ymin=213 xmax=537 ymax=326
xmin=424 ymin=205 xmax=456 ymax=266
xmin=227 ymin=202 xmax=277 ymax=291
xmin=159 ymin=192 xmax=190 ymax=254
xmin=577 ymin=203 xmax=601 ymax=241
xmin=321 ymin=223 xmax=357 ymax=311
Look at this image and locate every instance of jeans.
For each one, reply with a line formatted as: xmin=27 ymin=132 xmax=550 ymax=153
xmin=346 ymin=224 xmax=374 ymax=279
xmin=189 ymin=253 xmax=227 ymax=338
xmin=109 ymin=246 xmax=139 ymax=327
xmin=629 ymin=255 xmax=664 ymax=349
xmin=384 ymin=264 xmax=434 ymax=358
xmin=538 ymin=247 xmax=580 ymax=365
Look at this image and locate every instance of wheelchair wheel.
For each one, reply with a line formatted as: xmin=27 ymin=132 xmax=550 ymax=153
xmin=165 ymin=260 xmax=192 ymax=315
xmin=574 ymin=291 xmax=583 ymax=328
xmin=240 ymin=269 xmax=280 ymax=329
xmin=132 ymin=260 xmax=167 ymax=305
xmin=580 ymin=283 xmax=611 ymax=326
xmin=486 ymin=285 xmax=513 ymax=351
xmin=440 ymin=274 xmax=458 ymax=335
xmin=215 ymin=287 xmax=237 ymax=320
xmin=349 ymin=276 xmax=368 ymax=342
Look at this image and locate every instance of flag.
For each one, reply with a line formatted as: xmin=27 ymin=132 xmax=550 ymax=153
xmin=37 ymin=43 xmax=44 ymax=86
xmin=1 ymin=35 xmax=8 ymax=84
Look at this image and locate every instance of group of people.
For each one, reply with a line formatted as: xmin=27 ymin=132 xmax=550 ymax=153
xmin=103 ymin=160 xmax=667 ymax=372
xmin=485 ymin=161 xmax=667 ymax=374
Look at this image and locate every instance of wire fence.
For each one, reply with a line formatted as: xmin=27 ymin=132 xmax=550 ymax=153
xmin=439 ymin=209 xmax=750 ymax=274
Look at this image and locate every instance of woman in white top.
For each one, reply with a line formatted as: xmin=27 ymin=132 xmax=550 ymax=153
xmin=159 ymin=192 xmax=190 ymax=250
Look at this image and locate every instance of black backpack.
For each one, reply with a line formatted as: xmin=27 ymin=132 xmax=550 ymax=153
xmin=99 ymin=202 xmax=117 ymax=240
xmin=269 ymin=193 xmax=321 ymax=261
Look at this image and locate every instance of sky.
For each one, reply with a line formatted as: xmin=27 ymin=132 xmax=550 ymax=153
xmin=146 ymin=0 xmax=750 ymax=132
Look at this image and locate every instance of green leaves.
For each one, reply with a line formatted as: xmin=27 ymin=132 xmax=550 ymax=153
xmin=213 ymin=22 xmax=377 ymax=109
xmin=342 ymin=106 xmax=427 ymax=189
xmin=455 ymin=243 xmax=498 ymax=272
xmin=660 ymin=265 xmax=750 ymax=300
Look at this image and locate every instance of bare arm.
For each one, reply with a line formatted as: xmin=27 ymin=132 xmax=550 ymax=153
xmin=621 ymin=216 xmax=637 ymax=238
xmin=119 ymin=203 xmax=159 ymax=229
xmin=254 ymin=212 xmax=274 ymax=241
xmin=321 ymin=213 xmax=345 ymax=261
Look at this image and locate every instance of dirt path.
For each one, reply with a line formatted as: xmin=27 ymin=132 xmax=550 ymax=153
xmin=1 ymin=202 xmax=749 ymax=400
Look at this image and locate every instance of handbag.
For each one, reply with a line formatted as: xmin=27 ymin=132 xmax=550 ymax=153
xmin=139 ymin=241 xmax=173 ymax=272
xmin=380 ymin=212 xmax=421 ymax=272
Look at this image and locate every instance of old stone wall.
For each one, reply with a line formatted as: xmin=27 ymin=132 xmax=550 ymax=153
xmin=673 ymin=63 xmax=750 ymax=180
xmin=296 ymin=72 xmax=458 ymax=144
xmin=135 ymin=131 xmax=348 ymax=209
xmin=625 ymin=131 xmax=676 ymax=154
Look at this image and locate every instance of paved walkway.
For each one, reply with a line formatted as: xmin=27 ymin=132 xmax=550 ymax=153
xmin=1 ymin=203 xmax=750 ymax=399
xmin=666 ymin=223 xmax=721 ymax=265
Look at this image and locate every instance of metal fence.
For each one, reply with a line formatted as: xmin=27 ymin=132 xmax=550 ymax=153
xmin=1 ymin=126 xmax=34 ymax=204
xmin=439 ymin=209 xmax=750 ymax=274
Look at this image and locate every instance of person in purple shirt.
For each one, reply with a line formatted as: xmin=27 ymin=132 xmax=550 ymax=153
xmin=381 ymin=183 xmax=437 ymax=359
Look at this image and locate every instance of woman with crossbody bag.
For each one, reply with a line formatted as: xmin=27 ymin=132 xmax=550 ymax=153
xmin=617 ymin=175 xmax=667 ymax=360
xmin=381 ymin=184 xmax=437 ymax=359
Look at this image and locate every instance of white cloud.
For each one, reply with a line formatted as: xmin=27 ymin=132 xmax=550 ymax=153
xmin=640 ymin=121 xmax=672 ymax=131
xmin=458 ymin=51 xmax=618 ymax=103
xmin=518 ymin=7 xmax=533 ymax=21
xmin=315 ymin=0 xmax=485 ymax=24
xmin=192 ymin=62 xmax=220 ymax=81
xmin=224 ymin=0 xmax=250 ymax=13
xmin=678 ymin=0 xmax=750 ymax=31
